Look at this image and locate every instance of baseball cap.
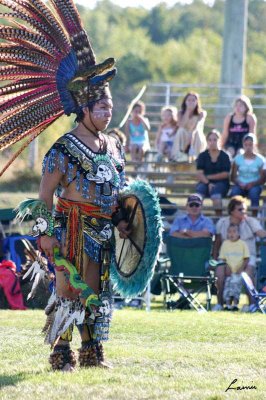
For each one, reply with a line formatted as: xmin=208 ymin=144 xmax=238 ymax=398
xmin=187 ymin=193 xmax=203 ymax=205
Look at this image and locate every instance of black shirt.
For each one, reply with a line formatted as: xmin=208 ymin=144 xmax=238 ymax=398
xmin=196 ymin=150 xmax=231 ymax=185
xmin=226 ymin=114 xmax=250 ymax=151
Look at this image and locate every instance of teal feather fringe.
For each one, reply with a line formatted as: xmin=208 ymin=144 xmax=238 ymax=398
xmin=110 ymin=179 xmax=163 ymax=298
xmin=15 ymin=198 xmax=48 ymax=222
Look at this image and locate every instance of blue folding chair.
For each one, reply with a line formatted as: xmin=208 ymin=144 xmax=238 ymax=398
xmin=241 ymin=272 xmax=266 ymax=314
xmin=3 ymin=234 xmax=37 ymax=272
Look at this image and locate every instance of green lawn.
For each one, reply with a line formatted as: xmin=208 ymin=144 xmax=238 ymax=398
xmin=0 ymin=309 xmax=265 ymax=400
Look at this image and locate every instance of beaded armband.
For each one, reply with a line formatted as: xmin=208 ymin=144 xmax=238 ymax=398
xmin=15 ymin=199 xmax=55 ymax=237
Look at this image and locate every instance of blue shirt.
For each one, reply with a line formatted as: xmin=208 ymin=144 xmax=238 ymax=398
xmin=170 ymin=213 xmax=215 ymax=235
xmin=129 ymin=120 xmax=149 ymax=145
xmin=234 ymin=153 xmax=265 ymax=184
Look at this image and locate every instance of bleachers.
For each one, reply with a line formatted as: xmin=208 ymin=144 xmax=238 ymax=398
xmin=125 ymin=156 xmax=266 ymax=226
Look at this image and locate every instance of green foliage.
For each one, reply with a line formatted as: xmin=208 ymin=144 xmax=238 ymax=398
xmin=0 ymin=169 xmax=40 ymax=192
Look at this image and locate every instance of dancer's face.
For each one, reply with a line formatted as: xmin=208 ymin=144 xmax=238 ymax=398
xmin=88 ymin=98 xmax=113 ymax=131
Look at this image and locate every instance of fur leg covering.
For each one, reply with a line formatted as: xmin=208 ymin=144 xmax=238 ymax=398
xmin=78 ymin=341 xmax=98 ymax=367
xmin=49 ymin=344 xmax=77 ymax=371
xmin=96 ymin=342 xmax=113 ymax=369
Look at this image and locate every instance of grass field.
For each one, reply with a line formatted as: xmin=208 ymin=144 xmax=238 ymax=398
xmin=0 ymin=308 xmax=265 ymax=400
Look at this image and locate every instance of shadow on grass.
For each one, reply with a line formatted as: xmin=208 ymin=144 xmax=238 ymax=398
xmin=0 ymin=371 xmax=44 ymax=388
xmin=0 ymin=374 xmax=25 ymax=388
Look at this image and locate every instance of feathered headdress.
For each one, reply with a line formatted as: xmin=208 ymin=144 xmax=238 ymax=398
xmin=0 ymin=0 xmax=116 ymax=171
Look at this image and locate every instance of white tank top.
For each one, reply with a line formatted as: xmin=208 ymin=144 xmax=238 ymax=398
xmin=160 ymin=127 xmax=176 ymax=143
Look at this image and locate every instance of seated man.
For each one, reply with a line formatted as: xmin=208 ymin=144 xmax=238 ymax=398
xmin=170 ymin=194 xmax=215 ymax=238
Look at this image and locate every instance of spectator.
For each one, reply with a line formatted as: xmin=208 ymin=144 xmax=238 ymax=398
xmin=171 ymin=92 xmax=207 ymax=162
xmin=231 ymin=133 xmax=265 ymax=214
xmin=156 ymin=106 xmax=178 ymax=161
xmin=221 ymin=95 xmax=257 ymax=157
xmin=108 ymin=128 xmax=127 ymax=147
xmin=219 ymin=223 xmax=249 ymax=311
xmin=170 ymin=193 xmax=215 ymax=238
xmin=196 ymin=129 xmax=231 ymax=214
xmin=125 ymin=101 xmax=150 ymax=162
xmin=0 ymin=260 xmax=27 ymax=310
xmin=213 ymin=195 xmax=266 ymax=311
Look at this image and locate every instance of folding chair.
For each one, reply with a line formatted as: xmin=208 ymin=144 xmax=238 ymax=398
xmin=160 ymin=236 xmax=215 ymax=312
xmin=3 ymin=234 xmax=37 ymax=272
xmin=257 ymin=240 xmax=266 ymax=292
xmin=241 ymin=272 xmax=266 ymax=314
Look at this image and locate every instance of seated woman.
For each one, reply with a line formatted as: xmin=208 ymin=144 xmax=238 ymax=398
xmin=230 ymin=133 xmax=265 ymax=214
xmin=196 ymin=129 xmax=231 ymax=215
xmin=221 ymin=95 xmax=257 ymax=158
xmin=213 ymin=196 xmax=266 ymax=311
xmin=171 ymin=92 xmax=207 ymax=162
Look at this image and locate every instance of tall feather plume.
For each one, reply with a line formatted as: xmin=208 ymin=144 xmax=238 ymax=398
xmin=0 ymin=0 xmax=85 ymax=158
xmin=0 ymin=0 xmax=115 ymax=176
xmin=50 ymin=0 xmax=96 ymax=70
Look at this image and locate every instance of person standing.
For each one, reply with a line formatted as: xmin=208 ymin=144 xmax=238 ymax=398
xmin=1 ymin=0 xmax=162 ymax=372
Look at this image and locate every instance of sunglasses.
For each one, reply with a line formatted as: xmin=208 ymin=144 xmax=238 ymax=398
xmin=189 ymin=202 xmax=201 ymax=208
xmin=236 ymin=207 xmax=246 ymax=212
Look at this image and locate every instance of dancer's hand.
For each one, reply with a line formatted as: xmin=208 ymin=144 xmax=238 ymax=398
xmin=116 ymin=220 xmax=131 ymax=239
xmin=39 ymin=235 xmax=60 ymax=263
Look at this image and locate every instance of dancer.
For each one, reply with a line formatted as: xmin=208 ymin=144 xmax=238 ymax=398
xmin=0 ymin=0 xmax=162 ymax=372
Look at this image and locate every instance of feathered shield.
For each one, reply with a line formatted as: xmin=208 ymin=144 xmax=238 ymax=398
xmin=110 ymin=180 xmax=163 ymax=298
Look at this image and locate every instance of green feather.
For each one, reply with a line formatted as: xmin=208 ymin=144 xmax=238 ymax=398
xmin=15 ymin=198 xmax=48 ymax=222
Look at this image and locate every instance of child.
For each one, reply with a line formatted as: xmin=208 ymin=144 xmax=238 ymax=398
xmin=156 ymin=106 xmax=178 ymax=161
xmin=108 ymin=128 xmax=127 ymax=147
xmin=125 ymin=101 xmax=150 ymax=162
xmin=219 ymin=223 xmax=249 ymax=311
